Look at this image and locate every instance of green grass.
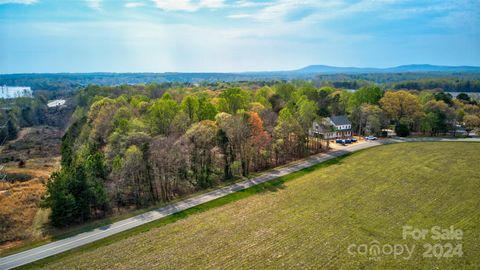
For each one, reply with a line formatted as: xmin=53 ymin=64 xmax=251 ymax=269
xmin=21 ymin=142 xmax=480 ymax=269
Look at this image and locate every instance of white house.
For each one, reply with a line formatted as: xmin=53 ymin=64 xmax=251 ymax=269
xmin=309 ymin=115 xmax=352 ymax=139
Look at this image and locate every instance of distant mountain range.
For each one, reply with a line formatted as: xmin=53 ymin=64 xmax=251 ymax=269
xmin=291 ymin=64 xmax=480 ymax=74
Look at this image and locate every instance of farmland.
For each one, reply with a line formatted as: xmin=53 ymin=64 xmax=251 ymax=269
xmin=25 ymin=142 xmax=480 ymax=269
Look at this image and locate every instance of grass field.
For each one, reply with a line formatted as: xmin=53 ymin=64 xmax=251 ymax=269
xmin=23 ymin=142 xmax=480 ymax=269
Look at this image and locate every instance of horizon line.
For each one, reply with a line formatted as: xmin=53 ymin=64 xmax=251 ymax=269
xmin=1 ymin=64 xmax=480 ymax=75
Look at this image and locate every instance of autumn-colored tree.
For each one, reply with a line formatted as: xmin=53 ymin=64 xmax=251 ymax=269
xmin=247 ymin=112 xmax=270 ymax=171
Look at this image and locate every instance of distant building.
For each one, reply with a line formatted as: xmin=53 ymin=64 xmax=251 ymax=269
xmin=47 ymin=99 xmax=66 ymax=108
xmin=310 ymin=115 xmax=352 ymax=139
xmin=0 ymin=86 xmax=33 ymax=99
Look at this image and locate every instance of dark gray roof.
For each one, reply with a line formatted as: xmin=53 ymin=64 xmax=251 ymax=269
xmin=329 ymin=115 xmax=351 ymax=126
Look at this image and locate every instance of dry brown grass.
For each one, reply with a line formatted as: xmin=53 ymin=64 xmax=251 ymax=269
xmin=0 ymin=157 xmax=59 ymax=251
xmin=0 ymin=126 xmax=62 ymax=253
xmin=0 ymin=179 xmax=46 ymax=243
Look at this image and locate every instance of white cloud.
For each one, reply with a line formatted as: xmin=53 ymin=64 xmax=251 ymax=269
xmin=228 ymin=0 xmax=344 ymax=22
xmin=227 ymin=13 xmax=252 ymax=19
xmin=200 ymin=0 xmax=224 ymax=9
xmin=152 ymin=0 xmax=197 ymax=11
xmin=233 ymin=0 xmax=269 ymax=8
xmin=151 ymin=0 xmax=225 ymax=12
xmin=86 ymin=0 xmax=101 ymax=10
xmin=125 ymin=2 xmax=145 ymax=8
xmin=0 ymin=0 xmax=37 ymax=4
xmin=227 ymin=0 xmax=469 ymax=23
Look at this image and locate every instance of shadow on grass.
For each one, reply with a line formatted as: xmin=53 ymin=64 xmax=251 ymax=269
xmin=19 ymin=153 xmax=352 ymax=270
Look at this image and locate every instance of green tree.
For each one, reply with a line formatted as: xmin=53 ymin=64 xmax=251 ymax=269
xmin=296 ymin=97 xmax=318 ymax=131
xmin=198 ymin=97 xmax=218 ymax=121
xmin=43 ymin=172 xmax=77 ymax=227
xmin=275 ymin=83 xmax=296 ymax=102
xmin=181 ymin=95 xmax=200 ymax=122
xmin=349 ymin=86 xmax=384 ymax=110
xmin=420 ymin=112 xmax=437 ymax=135
xmin=219 ymin=88 xmax=249 ymax=113
xmin=148 ymin=96 xmax=179 ymax=135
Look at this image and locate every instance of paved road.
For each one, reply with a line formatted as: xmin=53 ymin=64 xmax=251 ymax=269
xmin=1 ymin=138 xmax=478 ymax=269
xmin=388 ymin=136 xmax=480 ymax=143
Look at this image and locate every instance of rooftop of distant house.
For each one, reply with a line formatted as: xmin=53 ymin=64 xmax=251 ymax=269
xmin=329 ymin=115 xmax=351 ymax=126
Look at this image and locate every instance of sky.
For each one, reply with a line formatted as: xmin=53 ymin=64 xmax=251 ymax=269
xmin=0 ymin=0 xmax=479 ymax=73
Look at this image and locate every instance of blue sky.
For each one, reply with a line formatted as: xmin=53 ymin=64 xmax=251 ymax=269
xmin=0 ymin=0 xmax=479 ymax=73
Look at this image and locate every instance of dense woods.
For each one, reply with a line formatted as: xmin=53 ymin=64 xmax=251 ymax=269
xmin=43 ymin=83 xmax=329 ymax=226
xmin=38 ymin=82 xmax=480 ymax=227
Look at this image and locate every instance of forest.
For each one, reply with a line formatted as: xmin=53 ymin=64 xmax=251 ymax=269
xmin=2 ymin=72 xmax=480 ymax=92
xmin=40 ymin=82 xmax=480 ymax=227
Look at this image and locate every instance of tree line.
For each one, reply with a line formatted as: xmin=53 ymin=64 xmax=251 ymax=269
xmin=392 ymin=78 xmax=480 ymax=93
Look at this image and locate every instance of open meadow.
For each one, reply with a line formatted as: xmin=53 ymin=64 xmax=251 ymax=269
xmin=24 ymin=142 xmax=480 ymax=269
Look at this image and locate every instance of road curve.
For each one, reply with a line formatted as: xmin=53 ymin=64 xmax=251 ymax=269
xmin=1 ymin=138 xmax=478 ymax=269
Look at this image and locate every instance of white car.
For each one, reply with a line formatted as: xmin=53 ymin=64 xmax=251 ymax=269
xmin=365 ymin=136 xmax=377 ymax=140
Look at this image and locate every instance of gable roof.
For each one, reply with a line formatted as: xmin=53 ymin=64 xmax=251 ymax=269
xmin=329 ymin=115 xmax=351 ymax=126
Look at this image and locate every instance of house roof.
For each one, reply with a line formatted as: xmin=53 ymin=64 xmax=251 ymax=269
xmin=329 ymin=115 xmax=351 ymax=126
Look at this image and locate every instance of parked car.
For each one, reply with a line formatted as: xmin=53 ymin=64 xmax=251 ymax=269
xmin=345 ymin=139 xmax=352 ymax=144
xmin=335 ymin=139 xmax=343 ymax=144
xmin=350 ymin=138 xmax=358 ymax=142
xmin=365 ymin=136 xmax=377 ymax=140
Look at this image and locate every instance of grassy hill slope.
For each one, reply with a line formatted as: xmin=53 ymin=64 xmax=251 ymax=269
xmin=26 ymin=142 xmax=480 ymax=269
